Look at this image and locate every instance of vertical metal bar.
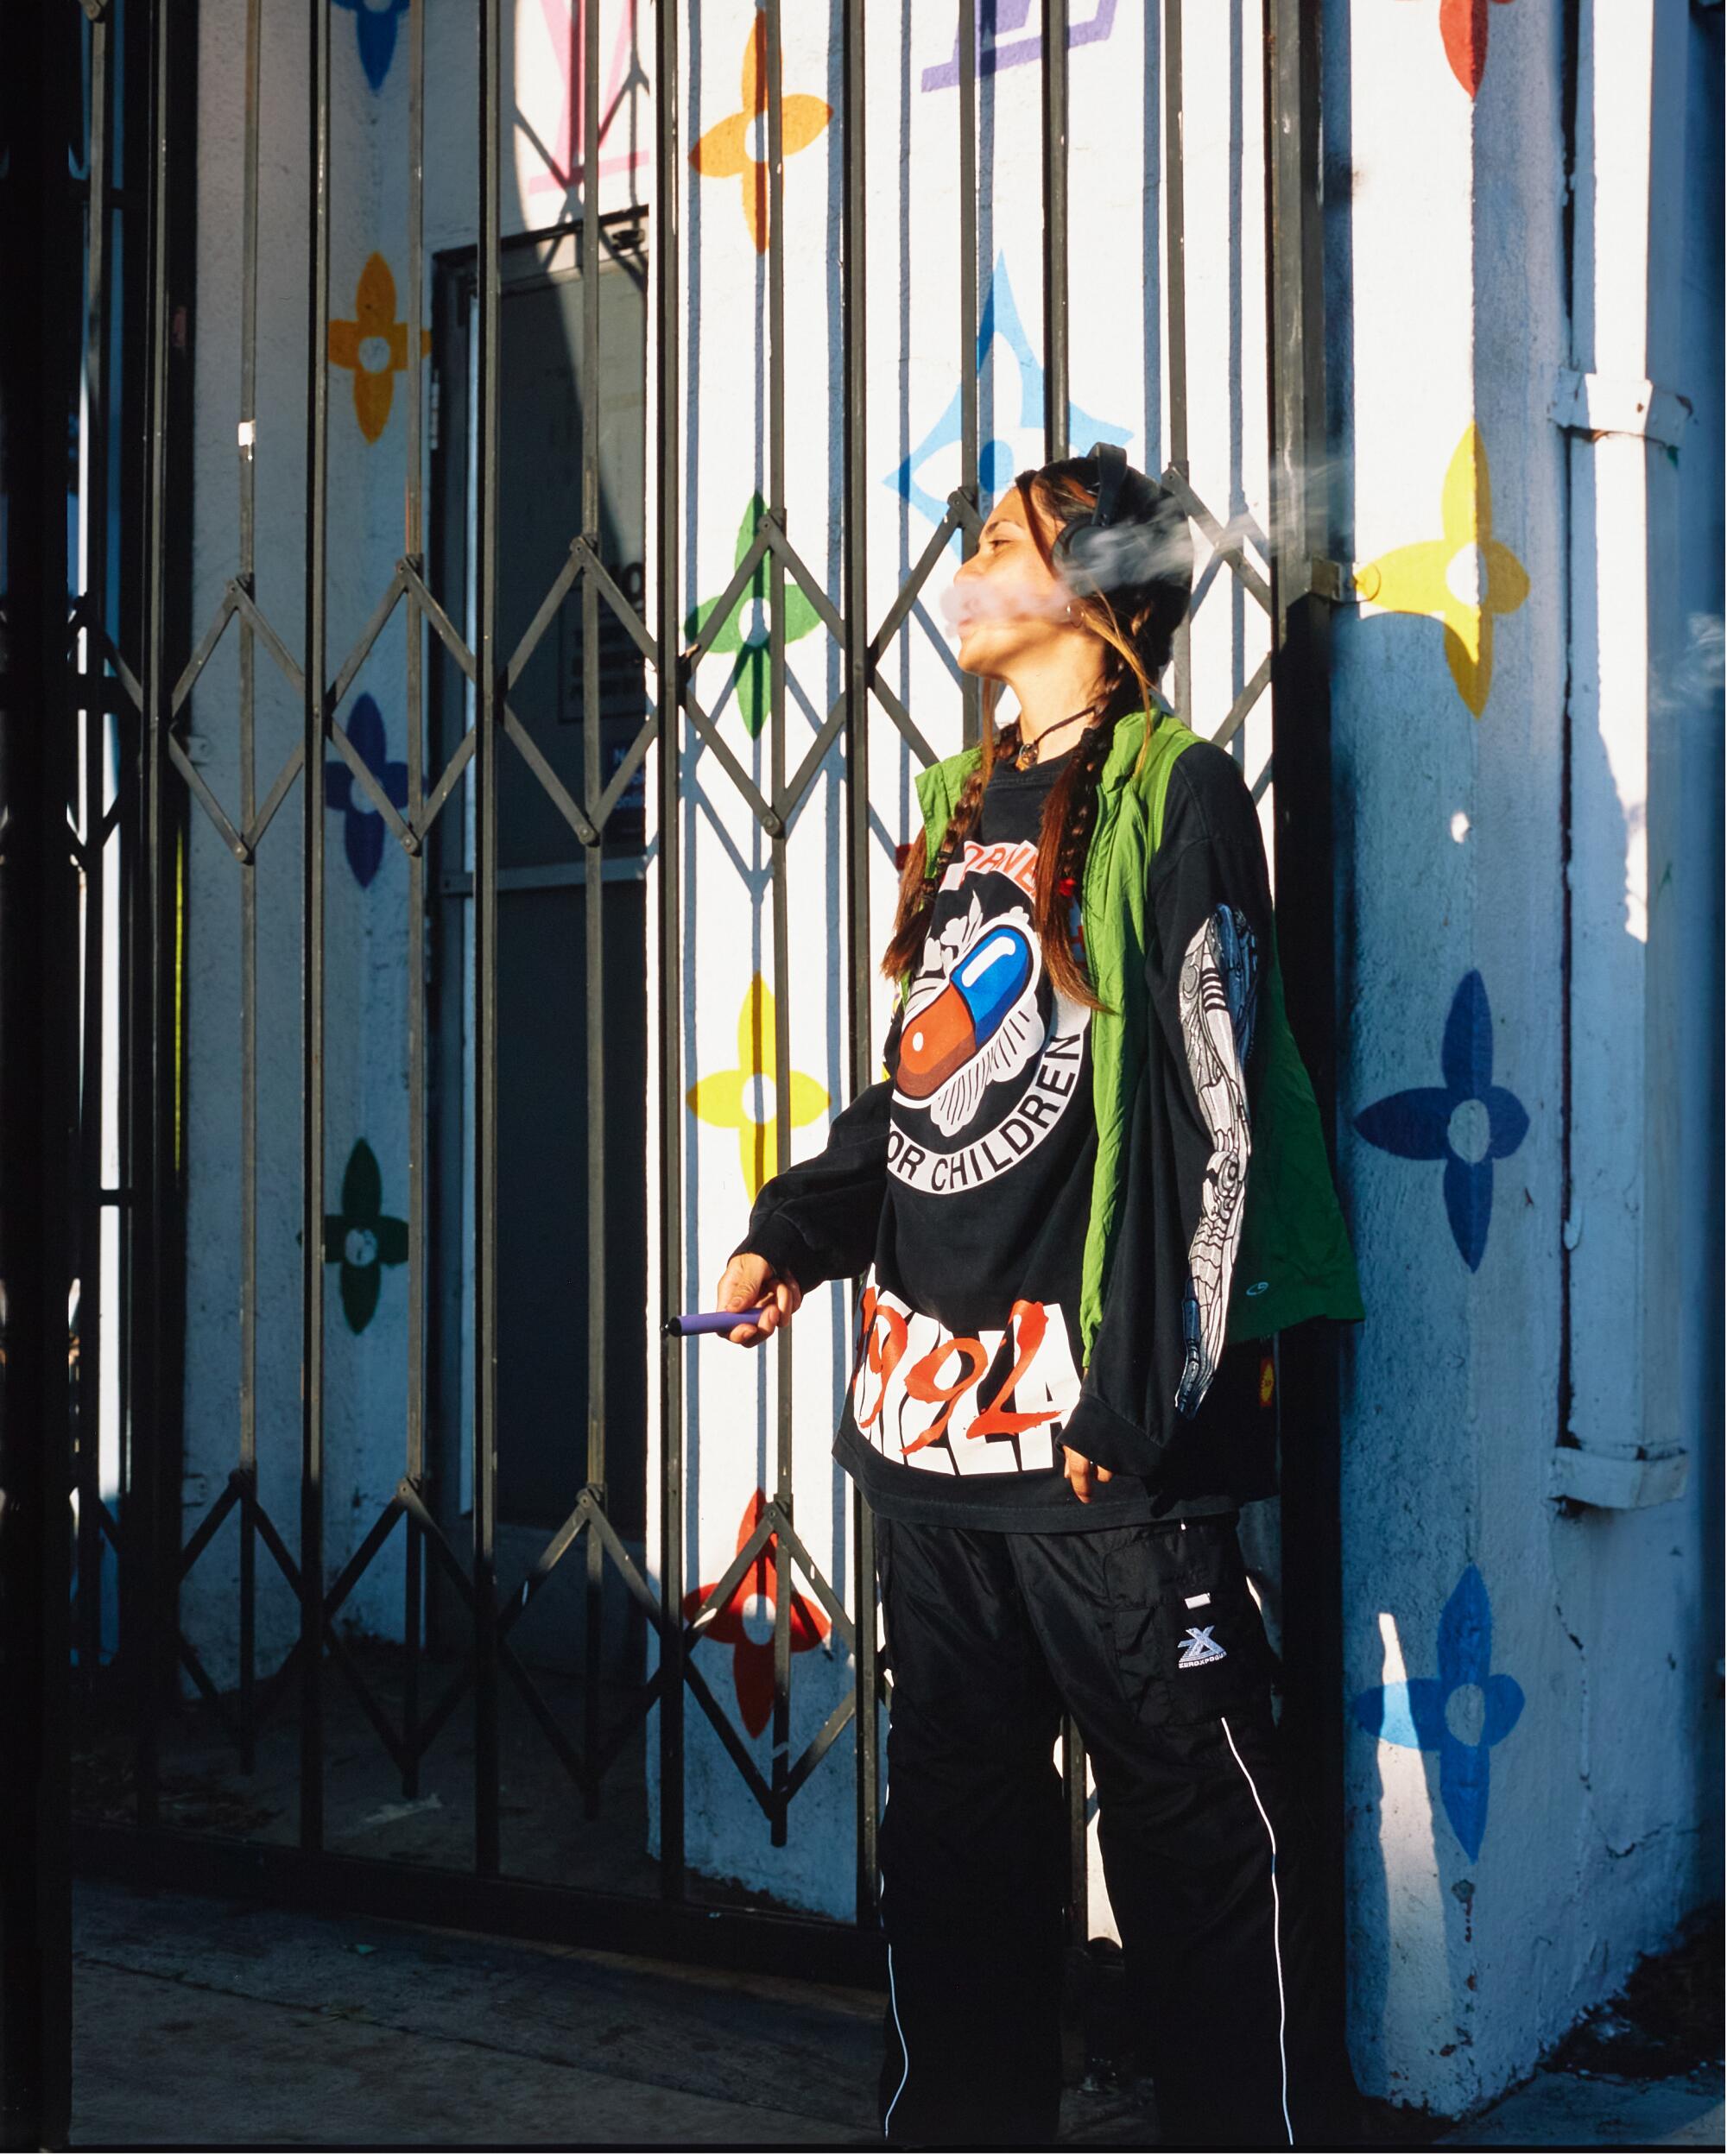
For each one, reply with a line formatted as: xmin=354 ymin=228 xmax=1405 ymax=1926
xmin=581 ymin=0 xmax=606 ymax=1820
xmin=473 ymin=0 xmax=503 ymax=1878
xmin=237 ymin=0 xmax=263 ymax=1779
xmin=1041 ymin=0 xmax=1070 ymax=463
xmin=763 ymin=0 xmax=794 ymax=1855
xmin=300 ymin=0 xmax=332 ymax=1857
xmin=957 ymin=0 xmax=980 ymax=746
xmin=0 ymin=0 xmax=76 ymax=2134
xmin=132 ymin=0 xmax=175 ymax=1835
xmin=840 ymin=0 xmax=880 ymax=1926
xmin=76 ymin=0 xmax=113 ymax=1686
xmin=1262 ymin=0 xmax=1350 ymax=2039
xmin=1039 ymin=0 xmax=1090 ymax=1957
xmin=1162 ymin=0 xmax=1192 ymax=719
xmin=654 ymin=0 xmax=686 ymax=1898
xmin=402 ymin=0 xmax=427 ymax=1801
xmin=75 ymin=0 xmax=102 ymax=1678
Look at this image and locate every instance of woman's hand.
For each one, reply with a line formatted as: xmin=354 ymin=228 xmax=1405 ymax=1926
xmin=1062 ymin=1445 xmax=1113 ymax=1503
xmin=714 ymin=1251 xmax=803 ymax=1346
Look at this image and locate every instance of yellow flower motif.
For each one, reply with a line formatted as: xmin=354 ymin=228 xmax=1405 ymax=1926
xmin=689 ymin=9 xmax=831 ymax=254
xmin=687 ymin=973 xmax=829 ymax=1200
xmin=327 ymin=253 xmax=431 ymax=445
xmin=1354 ymin=423 xmax=1530 ymax=717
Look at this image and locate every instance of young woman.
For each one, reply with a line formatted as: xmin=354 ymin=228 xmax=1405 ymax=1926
xmin=713 ymin=446 xmax=1365 ymax=2150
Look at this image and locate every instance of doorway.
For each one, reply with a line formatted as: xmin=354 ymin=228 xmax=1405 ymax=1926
xmin=429 ymin=218 xmax=650 ymax=1682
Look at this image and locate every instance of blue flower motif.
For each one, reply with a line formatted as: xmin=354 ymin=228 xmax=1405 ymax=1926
xmin=1352 ymin=968 xmax=1528 ymax=1269
xmin=333 ymin=0 xmax=410 ymax=95
xmin=324 ymin=693 xmax=408 ymax=889
xmin=1353 ymin=1564 xmax=1525 ymax=1862
xmin=886 ymin=252 xmax=1130 ymax=533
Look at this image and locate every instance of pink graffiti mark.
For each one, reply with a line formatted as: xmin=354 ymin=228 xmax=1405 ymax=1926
xmin=922 ymin=0 xmax=1118 ymax=94
xmin=1439 ymin=0 xmax=1515 ymax=98
xmin=529 ymin=0 xmax=649 ymax=198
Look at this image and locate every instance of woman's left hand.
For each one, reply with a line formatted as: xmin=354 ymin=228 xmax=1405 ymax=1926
xmin=1062 ymin=1446 xmax=1113 ymax=1503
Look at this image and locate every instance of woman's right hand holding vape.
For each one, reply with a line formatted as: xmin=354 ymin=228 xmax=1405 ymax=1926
xmin=713 ymin=1251 xmax=803 ymax=1345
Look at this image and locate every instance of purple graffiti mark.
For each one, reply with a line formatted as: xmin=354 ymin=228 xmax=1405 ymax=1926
xmin=1353 ymin=1565 xmax=1524 ymax=1863
xmin=1352 ymin=969 xmax=1528 ymax=1272
xmin=324 ymin=694 xmax=409 ymax=890
xmin=922 ymin=0 xmax=1119 ymax=93
xmin=332 ymin=0 xmax=411 ymax=96
xmin=887 ymin=252 xmax=1130 ymax=533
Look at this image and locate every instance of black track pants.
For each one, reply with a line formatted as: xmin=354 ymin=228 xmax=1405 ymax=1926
xmin=873 ymin=1511 xmax=1361 ymax=2151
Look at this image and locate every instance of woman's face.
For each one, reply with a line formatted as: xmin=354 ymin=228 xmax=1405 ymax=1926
xmin=947 ymin=485 xmax=1085 ymax=681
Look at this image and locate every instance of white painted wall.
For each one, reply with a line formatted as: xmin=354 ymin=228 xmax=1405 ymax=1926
xmin=170 ymin=0 xmax=1719 ymax=2114
xmin=1329 ymin=0 xmax=1722 ymax=2115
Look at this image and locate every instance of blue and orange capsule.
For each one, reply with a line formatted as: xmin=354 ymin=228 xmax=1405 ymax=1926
xmin=896 ymin=926 xmax=1034 ymax=1098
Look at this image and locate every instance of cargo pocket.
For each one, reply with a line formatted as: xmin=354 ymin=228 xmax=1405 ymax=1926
xmin=1156 ymin=1526 xmax=1275 ymax=1723
xmin=1102 ymin=1520 xmax=1274 ymax=1728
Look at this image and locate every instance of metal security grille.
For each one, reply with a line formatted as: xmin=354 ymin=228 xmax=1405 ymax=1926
xmin=60 ymin=0 xmax=1343 ymax=1978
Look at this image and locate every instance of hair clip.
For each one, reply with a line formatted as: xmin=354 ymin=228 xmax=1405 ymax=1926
xmin=1056 ymin=875 xmax=1077 ymax=898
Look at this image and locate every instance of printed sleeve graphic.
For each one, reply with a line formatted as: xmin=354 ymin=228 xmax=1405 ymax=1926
xmin=1175 ymin=903 xmax=1258 ymax=1417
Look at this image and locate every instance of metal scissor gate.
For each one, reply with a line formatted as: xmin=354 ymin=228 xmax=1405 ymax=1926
xmin=47 ymin=0 xmax=1344 ymax=1983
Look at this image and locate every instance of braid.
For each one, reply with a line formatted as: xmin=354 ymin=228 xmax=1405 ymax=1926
xmin=1033 ymin=711 xmax=1117 ymax=1013
xmin=879 ymin=712 xmax=1015 ymax=989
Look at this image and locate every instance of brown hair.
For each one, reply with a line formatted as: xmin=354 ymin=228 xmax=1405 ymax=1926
xmin=880 ymin=458 xmax=1191 ymax=1013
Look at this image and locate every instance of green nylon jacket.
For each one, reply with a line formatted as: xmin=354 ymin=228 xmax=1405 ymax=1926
xmin=908 ymin=706 xmax=1365 ymax=1371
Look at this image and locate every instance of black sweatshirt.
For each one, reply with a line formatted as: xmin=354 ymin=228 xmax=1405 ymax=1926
xmin=731 ymin=737 xmax=1279 ymax=1531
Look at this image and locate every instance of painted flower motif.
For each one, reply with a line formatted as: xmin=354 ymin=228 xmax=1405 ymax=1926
xmin=323 ymin=1140 xmax=408 ymax=1334
xmin=682 ymin=1490 xmax=830 ymax=1738
xmin=1353 ymin=1564 xmax=1525 ymax=1862
xmin=688 ymin=8 xmax=831 ymax=253
xmin=327 ymin=254 xmax=432 ymax=445
xmin=684 ymin=494 xmax=823 ymax=740
xmin=1354 ymin=423 xmax=1529 ymax=716
xmin=324 ymin=694 xmax=408 ymax=889
xmin=1353 ymin=970 xmax=1529 ymax=1272
xmin=332 ymin=0 xmax=411 ymax=95
xmin=888 ymin=251 xmax=1129 ymax=532
xmin=1436 ymin=0 xmax=1516 ymax=98
xmin=687 ymin=974 xmax=828 ymax=1201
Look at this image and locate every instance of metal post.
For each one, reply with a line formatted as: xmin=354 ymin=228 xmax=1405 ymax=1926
xmin=0 ymin=2 xmax=75 ymax=2138
xmin=654 ymin=0 xmax=687 ymax=1899
xmin=840 ymin=0 xmax=882 ymax=1926
xmin=1263 ymin=0 xmax=1350 ymax=2023
xmin=473 ymin=0 xmax=503 ymax=1879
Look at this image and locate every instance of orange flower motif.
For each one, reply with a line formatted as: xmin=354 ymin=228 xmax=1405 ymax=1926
xmin=689 ymin=9 xmax=831 ymax=253
xmin=327 ymin=253 xmax=431 ymax=445
xmin=682 ymin=1491 xmax=831 ymax=1738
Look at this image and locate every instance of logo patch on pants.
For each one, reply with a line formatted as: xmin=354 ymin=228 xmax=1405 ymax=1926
xmin=1178 ymin=1624 xmax=1227 ymax=1669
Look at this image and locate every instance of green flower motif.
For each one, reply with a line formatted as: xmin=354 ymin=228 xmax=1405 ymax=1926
xmin=684 ymin=493 xmax=822 ymax=739
xmin=322 ymin=1139 xmax=408 ymax=1334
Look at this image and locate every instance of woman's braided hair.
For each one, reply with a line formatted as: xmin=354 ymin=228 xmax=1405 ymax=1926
xmin=881 ymin=456 xmax=1192 ymax=1014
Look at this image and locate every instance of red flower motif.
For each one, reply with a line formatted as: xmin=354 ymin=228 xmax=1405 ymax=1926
xmin=1439 ymin=0 xmax=1515 ymax=98
xmin=681 ymin=1490 xmax=831 ymax=1736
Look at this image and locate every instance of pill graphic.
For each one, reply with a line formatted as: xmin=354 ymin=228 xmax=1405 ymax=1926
xmin=896 ymin=926 xmax=1034 ymax=1099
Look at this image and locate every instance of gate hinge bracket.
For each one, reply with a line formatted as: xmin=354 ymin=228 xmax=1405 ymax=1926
xmin=1550 ymin=367 xmax=1693 ymax=450
xmin=1549 ymin=1443 xmax=1691 ymax=1511
xmin=1287 ymin=556 xmax=1356 ymax=607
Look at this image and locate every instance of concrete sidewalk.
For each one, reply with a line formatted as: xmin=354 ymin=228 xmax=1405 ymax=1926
xmin=70 ymin=1879 xmax=1162 ymax=2148
xmin=71 ymin=1879 xmax=1721 ymax=2148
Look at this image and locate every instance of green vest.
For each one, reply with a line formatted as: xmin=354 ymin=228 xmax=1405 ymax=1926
xmin=907 ymin=708 xmax=1365 ymax=1365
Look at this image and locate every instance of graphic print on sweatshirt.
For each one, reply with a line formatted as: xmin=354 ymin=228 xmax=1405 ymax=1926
xmin=848 ymin=831 xmax=1091 ymax=1478
xmin=886 ymin=837 xmax=1091 ymax=1194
